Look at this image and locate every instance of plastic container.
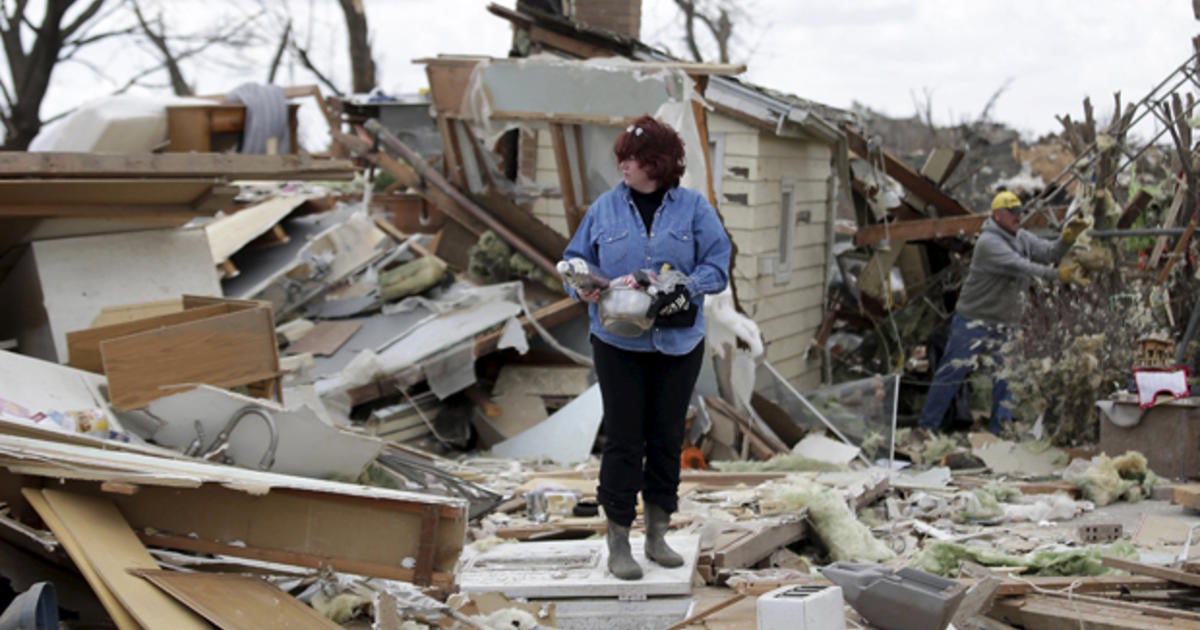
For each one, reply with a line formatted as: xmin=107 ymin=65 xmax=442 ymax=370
xmin=821 ymin=562 xmax=964 ymax=630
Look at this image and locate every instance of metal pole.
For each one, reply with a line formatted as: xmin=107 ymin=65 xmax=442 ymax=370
xmin=1090 ymin=228 xmax=1188 ymax=238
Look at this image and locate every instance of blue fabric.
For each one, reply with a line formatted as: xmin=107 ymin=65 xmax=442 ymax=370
xmin=563 ymin=182 xmax=731 ymax=356
xmin=918 ymin=313 xmax=1013 ymax=434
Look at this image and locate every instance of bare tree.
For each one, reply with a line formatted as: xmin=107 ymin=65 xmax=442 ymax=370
xmin=122 ymin=1 xmax=266 ymax=97
xmin=668 ymin=0 xmax=762 ymax=65
xmin=337 ymin=0 xmax=375 ymax=93
xmin=0 ymin=0 xmax=127 ymax=149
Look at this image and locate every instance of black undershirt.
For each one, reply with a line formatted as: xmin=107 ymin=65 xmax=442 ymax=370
xmin=629 ymin=187 xmax=666 ymax=232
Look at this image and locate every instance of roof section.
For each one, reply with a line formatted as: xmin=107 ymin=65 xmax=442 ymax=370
xmin=491 ymin=2 xmax=855 ymax=134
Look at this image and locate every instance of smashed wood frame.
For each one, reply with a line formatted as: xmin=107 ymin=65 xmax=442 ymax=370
xmin=843 ymin=125 xmax=974 ymax=217
xmin=0 ymin=152 xmax=355 ymax=180
xmin=0 ymin=434 xmax=466 ymax=589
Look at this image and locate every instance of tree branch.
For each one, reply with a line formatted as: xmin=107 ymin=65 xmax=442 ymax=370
xmin=290 ymin=41 xmax=342 ymax=95
xmin=267 ymin=19 xmax=291 ymax=84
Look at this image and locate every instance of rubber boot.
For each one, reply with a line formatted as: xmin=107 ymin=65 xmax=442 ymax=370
xmin=644 ymin=503 xmax=684 ymax=567
xmin=606 ymin=521 xmax=643 ymax=580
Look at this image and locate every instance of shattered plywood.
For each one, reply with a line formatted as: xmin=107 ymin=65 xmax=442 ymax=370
xmin=24 ymin=488 xmax=209 ymax=630
xmin=0 ymin=433 xmax=466 ymax=588
xmin=205 ymin=194 xmax=315 ymax=267
xmin=133 ymin=569 xmax=339 ymax=629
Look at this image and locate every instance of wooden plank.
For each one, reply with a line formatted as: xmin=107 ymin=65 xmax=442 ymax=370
xmin=133 ymin=569 xmax=340 ymax=629
xmin=714 ymin=519 xmax=806 ymax=570
xmin=990 ymin=576 xmax=1170 ymax=597
xmin=490 ymin=110 xmax=636 ymax=127
xmin=285 ymin=320 xmax=362 ymax=357
xmin=1101 ymin=556 xmax=1200 ymax=588
xmin=67 ymin=303 xmax=238 ymax=373
xmin=992 ymin=594 xmax=1200 ymax=630
xmin=550 ymin=123 xmax=585 ymax=235
xmin=101 ymin=307 xmax=279 ymax=410
xmin=1117 ymin=189 xmax=1154 ymax=229
xmin=138 ymin=533 xmax=456 ymax=591
xmin=0 ymin=178 xmax=221 ymax=205
xmin=21 ymin=489 xmax=140 ymax=630
xmin=1149 ymin=179 xmax=1187 ymax=268
xmin=843 ymin=126 xmax=974 ymax=217
xmin=28 ymin=488 xmax=208 ymax=630
xmin=854 ymin=214 xmax=988 ymax=247
xmin=91 ymin=298 xmax=183 ymax=328
xmin=205 ymin=194 xmax=311 ymax=264
xmin=0 ymin=151 xmax=355 ymax=180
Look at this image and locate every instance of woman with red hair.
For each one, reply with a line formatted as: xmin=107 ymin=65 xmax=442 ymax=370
xmin=563 ymin=115 xmax=731 ymax=580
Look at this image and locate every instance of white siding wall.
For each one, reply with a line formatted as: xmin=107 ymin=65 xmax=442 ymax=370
xmin=531 ymin=129 xmax=570 ymax=236
xmin=710 ymin=114 xmax=834 ymax=391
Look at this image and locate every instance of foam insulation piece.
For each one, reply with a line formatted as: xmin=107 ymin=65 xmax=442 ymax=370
xmin=913 ymin=540 xmax=1138 ymax=578
xmin=764 ymin=477 xmax=894 ymax=562
xmin=1062 ymin=452 xmax=1157 ymax=507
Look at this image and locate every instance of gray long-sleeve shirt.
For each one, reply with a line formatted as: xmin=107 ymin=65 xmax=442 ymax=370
xmin=955 ymin=218 xmax=1068 ymax=325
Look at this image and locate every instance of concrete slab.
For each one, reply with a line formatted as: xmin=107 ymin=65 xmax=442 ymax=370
xmin=456 ymin=534 xmax=700 ymax=600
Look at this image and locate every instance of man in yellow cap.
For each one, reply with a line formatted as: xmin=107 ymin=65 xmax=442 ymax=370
xmin=918 ymin=190 xmax=1090 ymax=435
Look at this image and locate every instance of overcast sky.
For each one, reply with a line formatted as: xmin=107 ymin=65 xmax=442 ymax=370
xmin=40 ymin=0 xmax=1200 ymax=141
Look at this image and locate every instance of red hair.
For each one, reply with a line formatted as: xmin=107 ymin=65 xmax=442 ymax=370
xmin=613 ymin=115 xmax=686 ymax=189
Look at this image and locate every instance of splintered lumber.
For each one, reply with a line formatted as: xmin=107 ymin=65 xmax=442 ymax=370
xmin=1101 ymin=556 xmax=1200 ymax=588
xmin=24 ymin=488 xmax=209 ymax=630
xmin=0 ymin=178 xmax=237 ymax=217
xmin=990 ymin=575 xmax=1171 ymax=597
xmin=0 ymin=433 xmax=466 ymax=589
xmin=843 ymin=125 xmax=974 ymax=217
xmin=714 ymin=518 xmax=807 ymax=571
xmin=991 ymin=593 xmax=1200 ymax=629
xmin=704 ymin=396 xmax=789 ymax=456
xmin=0 ymin=151 xmax=356 ymax=180
xmin=133 ymin=569 xmax=340 ymax=629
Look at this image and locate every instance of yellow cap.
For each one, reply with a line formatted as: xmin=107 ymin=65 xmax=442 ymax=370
xmin=991 ymin=191 xmax=1022 ymax=211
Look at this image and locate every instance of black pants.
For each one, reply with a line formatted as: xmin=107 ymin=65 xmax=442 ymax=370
xmin=591 ymin=336 xmax=706 ymax=527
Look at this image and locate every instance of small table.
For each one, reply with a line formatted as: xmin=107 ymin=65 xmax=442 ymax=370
xmin=166 ymin=103 xmax=299 ymax=153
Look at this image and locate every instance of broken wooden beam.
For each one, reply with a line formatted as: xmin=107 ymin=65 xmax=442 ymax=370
xmin=0 ymin=152 xmax=356 ymax=180
xmin=854 ymin=214 xmax=987 ymax=247
xmin=1101 ymin=556 xmax=1200 ymax=588
xmin=843 ymin=125 xmax=975 ymax=217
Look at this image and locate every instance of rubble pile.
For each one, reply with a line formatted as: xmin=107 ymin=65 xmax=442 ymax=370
xmin=2 ymin=3 xmax=1200 ymax=629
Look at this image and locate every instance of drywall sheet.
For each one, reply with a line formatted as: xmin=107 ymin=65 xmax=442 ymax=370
xmin=205 ymin=194 xmax=313 ymax=264
xmin=4 ymin=226 xmax=219 ymax=362
xmin=123 ymin=384 xmax=381 ymax=479
xmin=0 ymin=350 xmax=110 ymax=422
xmin=27 ymin=488 xmax=208 ymax=629
xmin=491 ymin=384 xmax=602 ymax=465
xmin=457 ymin=534 xmax=700 ymax=599
xmin=133 ymin=569 xmax=339 ymax=629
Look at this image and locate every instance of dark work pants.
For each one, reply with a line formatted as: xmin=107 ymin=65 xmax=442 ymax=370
xmin=591 ymin=336 xmax=706 ymax=527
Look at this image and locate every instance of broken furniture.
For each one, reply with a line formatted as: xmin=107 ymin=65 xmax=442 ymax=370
xmin=65 ymin=295 xmax=281 ymax=411
xmin=166 ymin=103 xmax=300 ymax=154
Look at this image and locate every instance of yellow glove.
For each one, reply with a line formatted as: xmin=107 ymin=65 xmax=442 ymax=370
xmin=1060 ymin=215 xmax=1090 ymax=244
xmin=1057 ymin=262 xmax=1091 ymax=287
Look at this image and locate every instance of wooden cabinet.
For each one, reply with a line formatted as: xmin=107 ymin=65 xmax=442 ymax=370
xmin=166 ymin=103 xmax=299 ymax=154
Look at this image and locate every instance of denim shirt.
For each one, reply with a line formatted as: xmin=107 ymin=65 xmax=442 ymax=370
xmin=563 ymin=182 xmax=732 ymax=355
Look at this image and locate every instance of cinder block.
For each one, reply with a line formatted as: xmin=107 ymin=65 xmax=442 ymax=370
xmin=757 ymin=584 xmax=846 ymax=630
xmin=1077 ymin=523 xmax=1123 ymax=543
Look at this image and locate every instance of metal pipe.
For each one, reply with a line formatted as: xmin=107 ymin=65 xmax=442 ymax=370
xmin=1090 ymin=228 xmax=1187 ymax=238
xmin=211 ymin=406 xmax=279 ymax=470
xmin=362 ymin=118 xmax=561 ymax=281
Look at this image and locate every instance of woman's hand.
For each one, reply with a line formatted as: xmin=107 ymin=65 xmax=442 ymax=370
xmin=578 ymin=287 xmax=602 ymax=303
